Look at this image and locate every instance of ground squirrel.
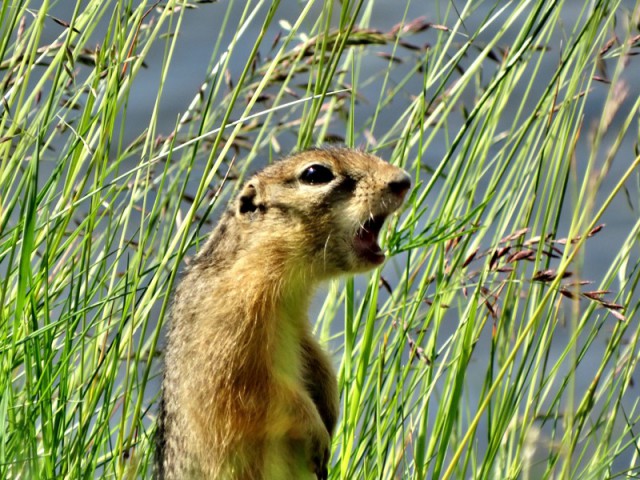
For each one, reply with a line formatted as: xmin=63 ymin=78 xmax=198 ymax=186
xmin=156 ymin=147 xmax=411 ymax=479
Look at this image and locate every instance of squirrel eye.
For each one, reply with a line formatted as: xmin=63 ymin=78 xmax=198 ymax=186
xmin=299 ymin=164 xmax=335 ymax=184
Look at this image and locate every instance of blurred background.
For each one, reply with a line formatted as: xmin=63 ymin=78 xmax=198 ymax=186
xmin=1 ymin=0 xmax=639 ymax=478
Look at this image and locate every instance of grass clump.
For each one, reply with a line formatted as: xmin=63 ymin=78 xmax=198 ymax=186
xmin=1 ymin=0 xmax=639 ymax=478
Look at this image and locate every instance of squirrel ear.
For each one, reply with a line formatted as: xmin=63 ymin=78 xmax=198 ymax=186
xmin=237 ymin=182 xmax=264 ymax=215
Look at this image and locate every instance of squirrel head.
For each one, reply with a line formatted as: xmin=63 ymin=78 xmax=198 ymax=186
xmin=231 ymin=147 xmax=411 ymax=280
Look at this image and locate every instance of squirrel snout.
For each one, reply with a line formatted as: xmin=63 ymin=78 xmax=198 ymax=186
xmin=388 ymin=171 xmax=412 ymax=198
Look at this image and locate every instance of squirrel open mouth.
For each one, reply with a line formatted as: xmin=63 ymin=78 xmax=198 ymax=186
xmin=353 ymin=215 xmax=387 ymax=265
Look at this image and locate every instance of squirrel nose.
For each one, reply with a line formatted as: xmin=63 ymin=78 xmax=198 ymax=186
xmin=388 ymin=171 xmax=412 ymax=197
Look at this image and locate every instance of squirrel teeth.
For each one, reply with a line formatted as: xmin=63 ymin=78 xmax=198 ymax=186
xmin=354 ymin=216 xmax=387 ymax=265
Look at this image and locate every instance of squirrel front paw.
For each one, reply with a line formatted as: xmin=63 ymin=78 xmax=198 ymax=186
xmin=307 ymin=424 xmax=331 ymax=480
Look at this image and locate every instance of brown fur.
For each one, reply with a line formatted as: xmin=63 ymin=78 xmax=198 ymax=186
xmin=157 ymin=147 xmax=410 ymax=479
